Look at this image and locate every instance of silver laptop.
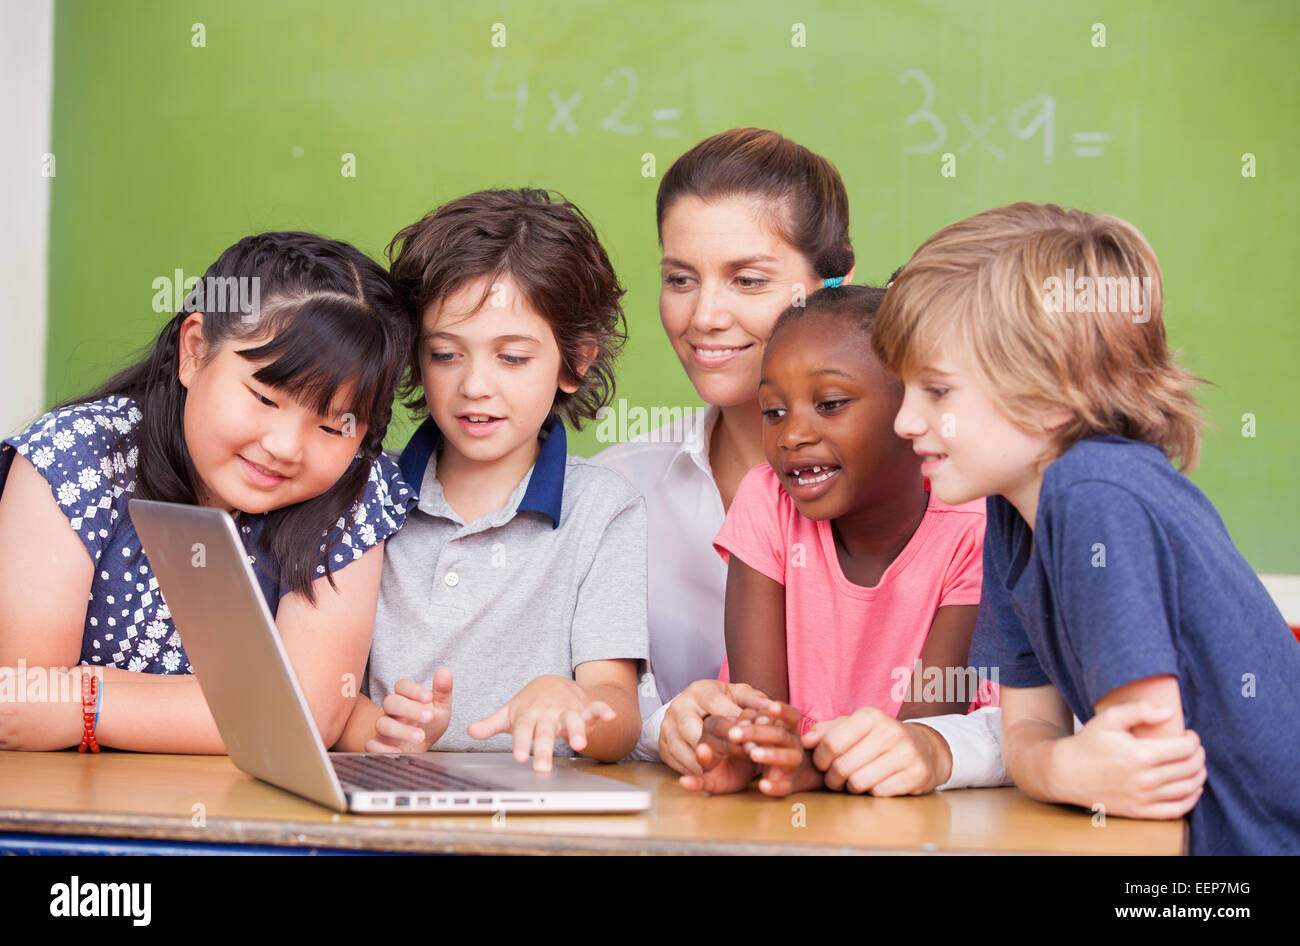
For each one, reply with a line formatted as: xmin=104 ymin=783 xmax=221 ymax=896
xmin=129 ymin=498 xmax=654 ymax=815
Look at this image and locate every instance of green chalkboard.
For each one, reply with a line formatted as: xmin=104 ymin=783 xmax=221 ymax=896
xmin=46 ymin=0 xmax=1300 ymax=570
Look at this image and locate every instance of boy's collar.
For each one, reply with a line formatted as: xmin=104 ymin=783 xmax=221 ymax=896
xmin=397 ymin=415 xmax=567 ymax=529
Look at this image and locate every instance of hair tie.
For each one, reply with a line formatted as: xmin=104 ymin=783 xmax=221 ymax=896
xmin=822 ymin=276 xmax=845 ymax=289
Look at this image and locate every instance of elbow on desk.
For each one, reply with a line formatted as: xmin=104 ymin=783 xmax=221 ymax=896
xmin=313 ymin=696 xmax=356 ymax=752
xmin=584 ymin=714 xmax=641 ymax=763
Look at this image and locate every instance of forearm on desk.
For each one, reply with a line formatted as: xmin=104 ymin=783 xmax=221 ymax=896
xmin=335 ymin=693 xmax=382 ymax=753
xmin=95 ymin=674 xmax=226 ymax=754
xmin=1003 ymin=717 xmax=1075 ymax=804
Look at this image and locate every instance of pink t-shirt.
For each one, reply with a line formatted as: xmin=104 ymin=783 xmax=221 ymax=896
xmin=714 ymin=463 xmax=994 ymax=734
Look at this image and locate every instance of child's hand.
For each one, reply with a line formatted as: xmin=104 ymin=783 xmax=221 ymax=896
xmin=723 ymin=700 xmax=825 ymax=796
xmin=1054 ymin=701 xmax=1206 ymax=820
xmin=677 ymin=713 xmax=760 ymax=795
xmin=804 ymin=707 xmax=946 ymax=796
xmin=467 ymin=675 xmax=616 ymax=772
xmin=658 ymin=679 xmax=774 ymax=775
xmin=366 ymin=668 xmax=454 ymax=754
xmin=755 ymin=741 xmax=824 ymax=797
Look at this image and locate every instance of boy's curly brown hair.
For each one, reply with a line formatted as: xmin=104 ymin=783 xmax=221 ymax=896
xmin=387 ymin=188 xmax=627 ymax=430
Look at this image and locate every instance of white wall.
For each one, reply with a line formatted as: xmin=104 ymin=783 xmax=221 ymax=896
xmin=0 ymin=0 xmax=53 ymax=437
xmin=1260 ymin=575 xmax=1300 ymax=628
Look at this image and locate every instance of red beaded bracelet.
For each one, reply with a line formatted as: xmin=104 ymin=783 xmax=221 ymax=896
xmin=78 ymin=671 xmax=100 ymax=754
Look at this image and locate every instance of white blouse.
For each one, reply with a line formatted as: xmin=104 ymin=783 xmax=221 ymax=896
xmin=592 ymin=404 xmax=728 ymax=759
xmin=592 ymin=404 xmax=1009 ymax=788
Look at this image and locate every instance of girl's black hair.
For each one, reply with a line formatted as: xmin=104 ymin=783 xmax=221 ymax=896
xmin=770 ymin=283 xmax=888 ymax=346
xmin=55 ymin=231 xmax=411 ymax=604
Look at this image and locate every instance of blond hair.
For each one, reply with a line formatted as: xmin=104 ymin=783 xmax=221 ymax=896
xmin=873 ymin=202 xmax=1205 ymax=471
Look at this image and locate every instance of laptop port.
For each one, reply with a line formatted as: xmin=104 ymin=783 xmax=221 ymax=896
xmin=416 ymin=797 xmax=431 ymax=807
xmin=395 ymin=797 xmax=410 ymax=807
xmin=453 ymin=798 xmax=469 ymax=805
xmin=477 ymin=798 xmax=492 ymax=804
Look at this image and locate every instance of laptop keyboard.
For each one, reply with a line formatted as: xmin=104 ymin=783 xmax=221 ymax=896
xmin=332 ymin=754 xmax=499 ymax=793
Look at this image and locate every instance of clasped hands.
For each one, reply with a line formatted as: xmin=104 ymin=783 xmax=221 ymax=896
xmin=659 ymin=680 xmax=948 ymax=798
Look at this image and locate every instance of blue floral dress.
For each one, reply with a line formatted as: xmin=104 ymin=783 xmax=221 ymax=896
xmin=0 ymin=396 xmax=416 ymax=674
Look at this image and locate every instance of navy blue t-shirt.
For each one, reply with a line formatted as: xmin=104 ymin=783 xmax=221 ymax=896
xmin=970 ymin=435 xmax=1300 ymax=855
xmin=1 ymin=396 xmax=416 ymax=674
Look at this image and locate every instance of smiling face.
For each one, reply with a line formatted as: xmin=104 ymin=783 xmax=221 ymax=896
xmin=177 ymin=314 xmax=367 ymax=515
xmin=892 ymin=349 xmax=1066 ymax=522
xmin=659 ymin=195 xmax=822 ymax=408
xmin=418 ymin=274 xmax=579 ymax=473
xmin=759 ymin=314 xmax=919 ymax=520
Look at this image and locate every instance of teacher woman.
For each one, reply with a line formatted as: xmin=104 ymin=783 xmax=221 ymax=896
xmin=594 ymin=128 xmax=1008 ymax=794
xmin=593 ymin=128 xmax=859 ymax=755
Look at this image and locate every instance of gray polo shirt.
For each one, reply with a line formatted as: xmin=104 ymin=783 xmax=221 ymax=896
xmin=365 ymin=417 xmax=648 ymax=753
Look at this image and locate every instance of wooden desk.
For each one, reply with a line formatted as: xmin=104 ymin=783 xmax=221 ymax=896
xmin=0 ymin=751 xmax=1186 ymax=855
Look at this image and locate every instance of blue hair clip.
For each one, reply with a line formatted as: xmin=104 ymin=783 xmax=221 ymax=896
xmin=822 ymin=276 xmax=845 ymax=289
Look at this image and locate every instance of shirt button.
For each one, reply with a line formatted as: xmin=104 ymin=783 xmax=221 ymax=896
xmin=444 ymin=571 xmax=460 ymax=587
